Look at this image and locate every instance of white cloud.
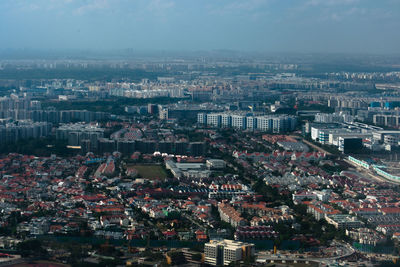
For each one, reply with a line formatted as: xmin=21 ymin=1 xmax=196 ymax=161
xmin=306 ymin=0 xmax=360 ymax=6
xmin=147 ymin=0 xmax=175 ymax=12
xmin=208 ymin=0 xmax=272 ymax=16
xmin=73 ymin=0 xmax=110 ymax=15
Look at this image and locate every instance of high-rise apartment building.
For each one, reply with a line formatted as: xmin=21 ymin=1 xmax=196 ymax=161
xmin=198 ymin=112 xmax=297 ymax=133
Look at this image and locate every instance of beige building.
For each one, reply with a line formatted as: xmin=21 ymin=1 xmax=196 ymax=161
xmin=326 ymin=214 xmax=364 ymax=229
xmin=204 ymin=239 xmax=255 ymax=266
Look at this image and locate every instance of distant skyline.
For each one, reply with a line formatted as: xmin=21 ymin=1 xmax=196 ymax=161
xmin=0 ymin=0 xmax=399 ymax=54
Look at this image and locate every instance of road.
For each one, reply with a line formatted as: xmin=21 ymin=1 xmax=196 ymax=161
xmin=182 ymin=213 xmax=206 ymax=231
xmin=343 ymin=158 xmax=400 ymax=185
xmin=301 ymin=139 xmax=333 ymax=156
xmin=256 ymin=242 xmax=355 ymax=266
xmin=0 ymin=258 xmax=24 ymax=266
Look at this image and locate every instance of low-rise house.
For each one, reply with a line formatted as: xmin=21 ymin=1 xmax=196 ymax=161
xmin=304 ymin=200 xmax=341 ymax=220
xmin=346 ymin=228 xmax=386 ymax=246
xmin=218 ymin=203 xmax=246 ymax=227
xmin=325 ymin=214 xmax=364 ymax=229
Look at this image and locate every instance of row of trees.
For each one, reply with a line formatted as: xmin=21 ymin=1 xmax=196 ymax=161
xmin=0 ymin=137 xmax=75 ymax=157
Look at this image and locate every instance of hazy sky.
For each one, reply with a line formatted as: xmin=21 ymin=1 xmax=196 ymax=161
xmin=0 ymin=0 xmax=399 ymax=54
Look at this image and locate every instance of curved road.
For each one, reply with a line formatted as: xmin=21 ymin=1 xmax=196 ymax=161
xmin=256 ymin=242 xmax=355 ymax=265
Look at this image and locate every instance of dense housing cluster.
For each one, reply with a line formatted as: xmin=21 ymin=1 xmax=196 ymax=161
xmin=0 ymin=56 xmax=400 ymax=266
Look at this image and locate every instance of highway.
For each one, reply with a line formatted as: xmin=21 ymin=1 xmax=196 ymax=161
xmin=256 ymin=242 xmax=355 ymax=266
xmin=344 ymin=158 xmax=400 ymax=185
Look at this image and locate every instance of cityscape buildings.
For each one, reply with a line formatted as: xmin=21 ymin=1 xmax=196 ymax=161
xmin=0 ymin=53 xmax=399 ymax=266
xmin=198 ymin=112 xmax=297 ymax=133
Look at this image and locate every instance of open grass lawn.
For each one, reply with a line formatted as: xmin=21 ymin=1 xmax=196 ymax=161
xmin=127 ymin=164 xmax=168 ymax=179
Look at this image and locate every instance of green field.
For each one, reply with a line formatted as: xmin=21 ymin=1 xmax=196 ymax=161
xmin=127 ymin=164 xmax=168 ymax=179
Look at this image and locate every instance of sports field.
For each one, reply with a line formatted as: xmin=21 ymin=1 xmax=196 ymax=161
xmin=127 ymin=164 xmax=168 ymax=179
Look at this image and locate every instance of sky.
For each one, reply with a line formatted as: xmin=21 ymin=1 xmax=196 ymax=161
xmin=0 ymin=0 xmax=399 ymax=54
